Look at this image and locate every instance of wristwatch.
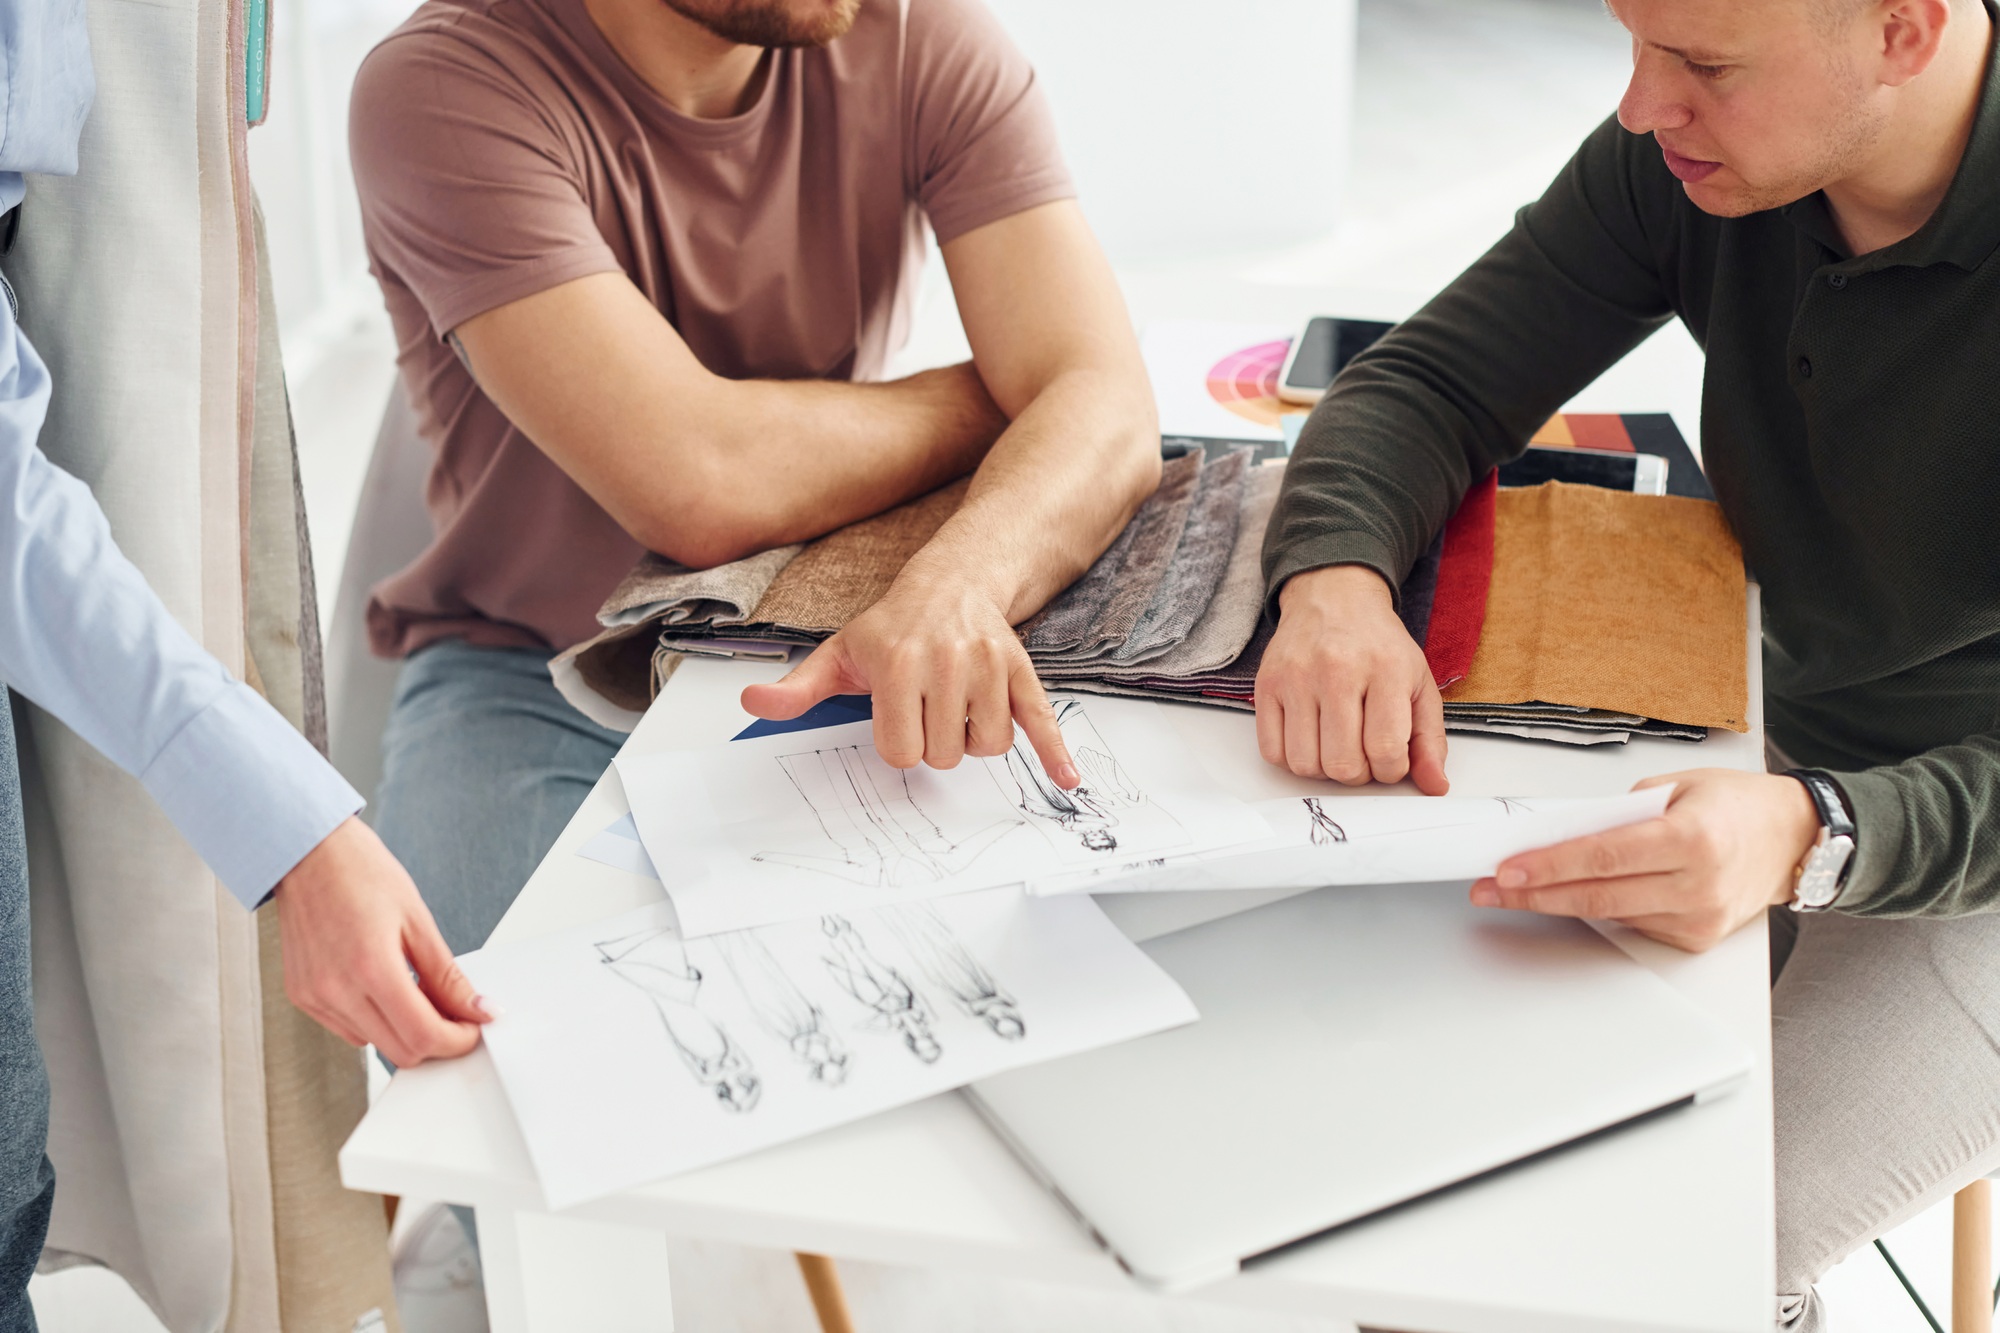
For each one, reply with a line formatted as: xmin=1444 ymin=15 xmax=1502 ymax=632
xmin=1785 ymin=769 xmax=1856 ymax=912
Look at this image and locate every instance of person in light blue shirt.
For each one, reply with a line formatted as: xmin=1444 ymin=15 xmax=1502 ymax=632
xmin=0 ymin=4 xmax=490 ymax=1327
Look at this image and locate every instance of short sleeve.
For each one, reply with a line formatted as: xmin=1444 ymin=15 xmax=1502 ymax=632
xmin=350 ymin=21 xmax=623 ymax=338
xmin=901 ymin=0 xmax=1076 ymax=244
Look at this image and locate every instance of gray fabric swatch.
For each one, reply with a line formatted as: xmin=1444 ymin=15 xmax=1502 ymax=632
xmin=1043 ymin=460 xmax=1282 ymax=683
xmin=1020 ymin=450 xmax=1203 ymax=656
xmin=1108 ymin=449 xmax=1250 ymax=666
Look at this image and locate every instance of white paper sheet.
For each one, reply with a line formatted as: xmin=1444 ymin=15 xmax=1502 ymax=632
xmin=578 ymin=812 xmax=659 ymax=880
xmin=1028 ymin=788 xmax=1674 ymax=896
xmin=616 ymin=696 xmax=1271 ymax=937
xmin=458 ymin=889 xmax=1199 ymax=1209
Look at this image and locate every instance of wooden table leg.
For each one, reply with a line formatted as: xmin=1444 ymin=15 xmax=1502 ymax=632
xmin=795 ymin=1252 xmax=856 ymax=1333
xmin=1954 ymin=1179 xmax=1993 ymax=1333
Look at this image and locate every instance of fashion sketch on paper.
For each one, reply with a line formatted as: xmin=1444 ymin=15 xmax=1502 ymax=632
xmin=598 ymin=929 xmax=762 ymax=1112
xmin=820 ymin=915 xmax=942 ymax=1063
xmin=881 ymin=903 xmax=1026 ymax=1040
xmin=1303 ymin=797 xmax=1348 ymax=845
xmin=714 ymin=930 xmax=852 ymax=1086
xmin=996 ymin=700 xmax=1149 ymax=852
xmin=755 ymin=744 xmax=1019 ymax=887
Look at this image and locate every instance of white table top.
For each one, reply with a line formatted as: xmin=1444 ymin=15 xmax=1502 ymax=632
xmin=343 ymin=590 xmax=1774 ymax=1333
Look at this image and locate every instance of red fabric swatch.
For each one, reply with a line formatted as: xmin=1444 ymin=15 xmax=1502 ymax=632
xmin=1423 ymin=470 xmax=1498 ymax=690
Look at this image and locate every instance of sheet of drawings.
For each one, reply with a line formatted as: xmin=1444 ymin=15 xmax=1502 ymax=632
xmin=458 ymin=887 xmax=1199 ymax=1209
xmin=1028 ymin=787 xmax=1674 ymax=896
xmin=614 ymin=696 xmax=1271 ymax=937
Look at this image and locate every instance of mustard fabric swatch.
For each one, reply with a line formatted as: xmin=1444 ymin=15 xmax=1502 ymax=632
xmin=1444 ymin=482 xmax=1748 ymax=731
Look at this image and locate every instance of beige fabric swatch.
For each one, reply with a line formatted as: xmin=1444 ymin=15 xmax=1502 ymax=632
xmin=597 ymin=542 xmax=804 ymax=628
xmin=1443 ymin=482 xmax=1748 ymax=731
xmin=746 ymin=477 xmax=972 ymax=632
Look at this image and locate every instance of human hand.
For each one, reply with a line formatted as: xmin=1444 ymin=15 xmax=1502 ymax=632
xmin=273 ymin=817 xmax=491 ymax=1067
xmin=740 ymin=572 xmax=1079 ymax=787
xmin=1254 ymin=564 xmax=1449 ymax=793
xmin=1470 ymin=769 xmax=1822 ymax=952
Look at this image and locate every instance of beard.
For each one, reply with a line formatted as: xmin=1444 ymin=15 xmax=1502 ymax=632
xmin=660 ymin=0 xmax=862 ymax=47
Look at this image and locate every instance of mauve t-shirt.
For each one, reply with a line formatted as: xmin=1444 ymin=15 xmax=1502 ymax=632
xmin=349 ymin=0 xmax=1075 ymax=655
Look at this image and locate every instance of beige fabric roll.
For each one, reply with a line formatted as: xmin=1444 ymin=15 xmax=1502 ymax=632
xmin=246 ymin=210 xmax=401 ymax=1333
xmin=12 ymin=2 xmax=394 ymax=1327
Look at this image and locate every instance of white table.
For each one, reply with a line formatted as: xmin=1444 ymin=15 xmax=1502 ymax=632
xmin=342 ymin=590 xmax=1775 ymax=1333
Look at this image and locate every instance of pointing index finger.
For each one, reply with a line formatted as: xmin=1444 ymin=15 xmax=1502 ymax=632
xmin=1009 ymin=663 xmax=1079 ymax=789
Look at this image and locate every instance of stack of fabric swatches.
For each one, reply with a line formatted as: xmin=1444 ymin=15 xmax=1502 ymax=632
xmin=555 ymin=414 xmax=1747 ymax=749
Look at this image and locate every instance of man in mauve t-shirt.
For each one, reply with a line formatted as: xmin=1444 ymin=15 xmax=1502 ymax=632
xmin=350 ymin=0 xmax=1158 ymax=959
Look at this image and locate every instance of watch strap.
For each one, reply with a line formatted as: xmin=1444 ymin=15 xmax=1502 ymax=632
xmin=1788 ymin=769 xmax=1856 ymax=840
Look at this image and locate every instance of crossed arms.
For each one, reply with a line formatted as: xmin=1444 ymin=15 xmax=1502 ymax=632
xmin=454 ymin=199 xmax=1159 ymax=783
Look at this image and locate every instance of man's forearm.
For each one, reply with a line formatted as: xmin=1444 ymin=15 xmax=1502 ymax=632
xmin=686 ymin=360 xmax=1009 ymax=564
xmin=455 ymin=272 xmax=1012 ymax=569
xmin=1830 ymin=733 xmax=2000 ymax=917
xmin=897 ymin=366 xmax=1160 ymax=623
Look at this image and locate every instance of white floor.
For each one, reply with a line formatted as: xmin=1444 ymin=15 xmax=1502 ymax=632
xmin=26 ymin=0 xmax=1973 ymax=1328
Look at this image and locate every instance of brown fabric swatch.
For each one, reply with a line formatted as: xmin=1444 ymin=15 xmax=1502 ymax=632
xmin=597 ymin=542 xmax=803 ymax=627
xmin=1443 ymin=482 xmax=1748 ymax=730
xmin=1024 ymin=450 xmax=1203 ymax=658
xmin=746 ymin=477 xmax=971 ymax=632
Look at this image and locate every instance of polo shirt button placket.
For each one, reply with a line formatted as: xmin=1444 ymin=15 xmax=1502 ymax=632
xmin=1798 ymin=355 xmax=1814 ymax=380
xmin=1828 ymin=272 xmax=1848 ymax=290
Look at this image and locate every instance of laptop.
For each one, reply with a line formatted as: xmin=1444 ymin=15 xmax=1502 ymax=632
xmin=966 ymin=882 xmax=1751 ymax=1293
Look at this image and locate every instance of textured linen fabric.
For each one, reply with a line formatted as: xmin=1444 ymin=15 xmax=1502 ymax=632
xmin=1023 ymin=451 xmax=1203 ymax=658
xmin=1109 ymin=449 xmax=1248 ymax=666
xmin=598 ymin=543 xmax=804 ymax=629
xmin=1263 ymin=11 xmax=2000 ymax=915
xmin=1055 ymin=460 xmax=1284 ymax=683
xmin=1443 ymin=483 xmax=1748 ymax=730
xmin=1420 ymin=471 xmax=1496 ymax=690
xmin=1020 ymin=450 xmax=1202 ymax=655
xmin=351 ymin=0 xmax=1074 ymax=657
xmin=745 ymin=478 xmax=970 ymax=632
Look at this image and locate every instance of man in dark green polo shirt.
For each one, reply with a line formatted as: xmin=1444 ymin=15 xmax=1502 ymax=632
xmin=1258 ymin=0 xmax=2000 ymax=1324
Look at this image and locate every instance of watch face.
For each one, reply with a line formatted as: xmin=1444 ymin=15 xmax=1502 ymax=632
xmin=1798 ymin=835 xmax=1855 ymax=909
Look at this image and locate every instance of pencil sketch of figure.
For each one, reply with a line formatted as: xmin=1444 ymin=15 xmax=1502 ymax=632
xmin=714 ymin=931 xmax=851 ymax=1086
xmin=756 ymin=745 xmax=1019 ymax=887
xmin=1303 ymin=798 xmax=1347 ymax=846
xmin=820 ymin=915 xmax=942 ymax=1063
xmin=881 ymin=904 xmax=1025 ymax=1041
xmin=997 ymin=701 xmax=1145 ymax=852
xmin=597 ymin=929 xmax=761 ymax=1112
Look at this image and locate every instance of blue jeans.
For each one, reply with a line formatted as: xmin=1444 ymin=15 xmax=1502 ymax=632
xmin=373 ymin=642 xmax=625 ymax=958
xmin=0 ymin=699 xmax=54 ymax=1333
xmin=372 ymin=643 xmax=624 ymax=1259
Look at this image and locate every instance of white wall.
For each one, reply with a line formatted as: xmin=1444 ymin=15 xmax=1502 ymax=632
xmin=248 ymin=0 xmax=417 ymax=378
xmin=984 ymin=0 xmax=1358 ymax=263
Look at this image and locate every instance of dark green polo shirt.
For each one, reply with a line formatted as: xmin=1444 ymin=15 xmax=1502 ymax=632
xmin=1266 ymin=20 xmax=2000 ymax=916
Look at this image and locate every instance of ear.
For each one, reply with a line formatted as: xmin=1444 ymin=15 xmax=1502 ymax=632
xmin=1875 ymin=0 xmax=1955 ymax=86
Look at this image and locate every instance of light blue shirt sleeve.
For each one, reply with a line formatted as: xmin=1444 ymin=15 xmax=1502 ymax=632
xmin=0 ymin=291 xmax=362 ymax=910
